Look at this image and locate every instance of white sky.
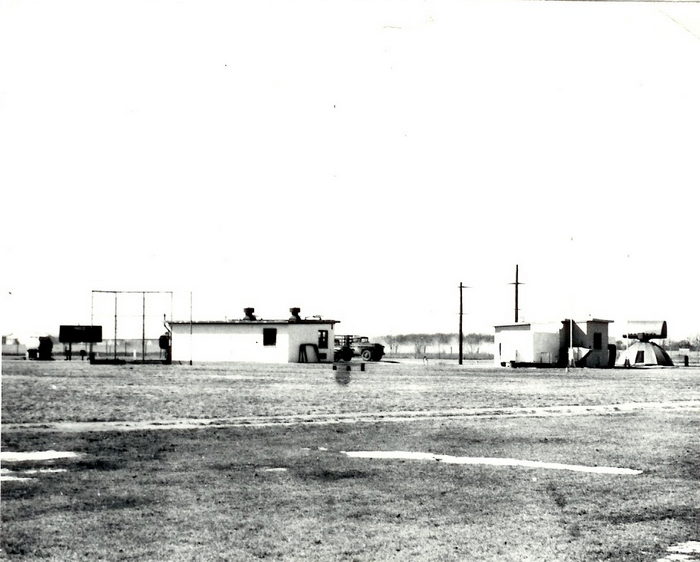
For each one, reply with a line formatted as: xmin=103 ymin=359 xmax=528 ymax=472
xmin=2 ymin=0 xmax=700 ymax=342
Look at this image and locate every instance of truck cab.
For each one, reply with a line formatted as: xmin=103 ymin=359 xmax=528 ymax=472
xmin=334 ymin=335 xmax=385 ymax=362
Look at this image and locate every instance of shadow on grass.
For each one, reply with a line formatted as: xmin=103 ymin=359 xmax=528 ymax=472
xmin=298 ymin=468 xmax=372 ymax=481
xmin=2 ymin=529 xmax=45 ymax=558
xmin=74 ymin=458 xmax=121 ymax=471
xmin=0 ymin=483 xmax=45 ymax=502
xmin=208 ymin=461 xmax=261 ymax=472
xmin=546 ymin=482 xmax=568 ymax=508
xmin=6 ymin=491 xmax=155 ymax=522
xmin=2 ymin=457 xmax=121 ymax=474
xmin=604 ymin=504 xmax=698 ymax=525
xmin=79 ymin=494 xmax=154 ymax=513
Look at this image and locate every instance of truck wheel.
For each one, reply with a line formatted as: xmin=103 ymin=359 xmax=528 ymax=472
xmin=361 ymin=349 xmax=372 ymax=361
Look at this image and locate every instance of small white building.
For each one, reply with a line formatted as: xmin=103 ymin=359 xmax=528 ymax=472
xmin=494 ymin=318 xmax=614 ymax=368
xmin=167 ymin=308 xmax=339 ymax=364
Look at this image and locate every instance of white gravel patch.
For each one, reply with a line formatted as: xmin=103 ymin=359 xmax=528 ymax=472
xmin=658 ymin=541 xmax=700 ymax=562
xmin=343 ymin=451 xmax=643 ymax=475
xmin=1 ymin=450 xmax=82 ymax=462
xmin=1 ymin=475 xmax=35 ymax=481
xmin=1 ymin=468 xmax=33 ymax=482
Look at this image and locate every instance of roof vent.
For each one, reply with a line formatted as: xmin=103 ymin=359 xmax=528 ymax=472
xmin=289 ymin=308 xmax=301 ymax=322
xmin=243 ymin=308 xmax=257 ymax=321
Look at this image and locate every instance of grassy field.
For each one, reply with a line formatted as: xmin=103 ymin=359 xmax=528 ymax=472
xmin=2 ymin=360 xmax=699 ymax=561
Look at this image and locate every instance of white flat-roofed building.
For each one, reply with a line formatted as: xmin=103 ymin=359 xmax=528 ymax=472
xmin=167 ymin=308 xmax=338 ymax=364
xmin=494 ymin=318 xmax=614 ymax=368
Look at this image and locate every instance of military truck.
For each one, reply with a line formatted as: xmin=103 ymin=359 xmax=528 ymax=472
xmin=334 ymin=335 xmax=385 ymax=362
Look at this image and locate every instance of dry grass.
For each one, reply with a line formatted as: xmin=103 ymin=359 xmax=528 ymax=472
xmin=2 ymin=361 xmax=699 ymax=561
xmin=2 ymin=360 xmax=699 ymax=424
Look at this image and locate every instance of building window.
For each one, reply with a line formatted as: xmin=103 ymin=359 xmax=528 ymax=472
xmin=318 ymin=330 xmax=329 ymax=349
xmin=593 ymin=333 xmax=602 ymax=350
xmin=263 ymin=328 xmax=277 ymax=346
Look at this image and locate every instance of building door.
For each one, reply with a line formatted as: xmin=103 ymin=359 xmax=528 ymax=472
xmin=298 ymin=344 xmax=319 ymax=363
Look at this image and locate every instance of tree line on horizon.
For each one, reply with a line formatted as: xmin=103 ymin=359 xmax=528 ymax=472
xmin=377 ymin=332 xmax=494 ymax=357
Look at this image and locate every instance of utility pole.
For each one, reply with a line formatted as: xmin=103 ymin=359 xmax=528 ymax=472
xmin=189 ymin=291 xmax=193 ymax=366
xmin=458 ymin=282 xmax=470 ymax=365
xmin=90 ymin=291 xmax=94 ymax=359
xmin=568 ymin=236 xmax=575 ymax=369
xmin=459 ymin=282 xmax=464 ymax=365
xmin=515 ymin=264 xmax=519 ymax=322
xmin=565 ymin=317 xmax=575 ymax=371
xmin=509 ymin=264 xmax=523 ymax=323
xmin=113 ymin=292 xmax=118 ymax=361
xmin=142 ymin=291 xmax=146 ymax=362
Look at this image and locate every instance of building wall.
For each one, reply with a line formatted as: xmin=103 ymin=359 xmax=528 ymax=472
xmin=171 ymin=323 xmax=287 ymax=363
xmin=494 ymin=325 xmax=533 ymax=366
xmin=533 ymin=331 xmax=560 ymax=364
xmin=286 ymin=323 xmax=335 ymax=362
xmin=559 ymin=320 xmax=613 ymax=367
xmin=579 ymin=320 xmax=610 ymax=367
xmin=495 ymin=320 xmax=610 ymax=367
xmin=170 ymin=322 xmax=335 ymax=363
xmin=2 ymin=342 xmax=27 ymax=356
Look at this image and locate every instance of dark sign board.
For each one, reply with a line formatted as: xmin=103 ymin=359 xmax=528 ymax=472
xmin=59 ymin=325 xmax=103 ymax=343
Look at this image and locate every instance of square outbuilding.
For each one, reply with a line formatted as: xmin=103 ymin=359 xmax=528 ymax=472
xmin=494 ymin=318 xmax=613 ymax=368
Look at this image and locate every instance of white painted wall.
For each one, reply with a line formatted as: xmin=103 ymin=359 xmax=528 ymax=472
xmin=494 ymin=325 xmax=533 ymax=366
xmin=286 ymin=323 xmax=335 ymax=362
xmin=495 ymin=322 xmax=564 ymax=366
xmin=171 ymin=323 xmax=287 ymax=363
xmin=170 ymin=322 xmax=335 ymax=363
xmin=495 ymin=320 xmax=612 ymax=367
xmin=533 ymin=331 xmax=560 ymax=364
